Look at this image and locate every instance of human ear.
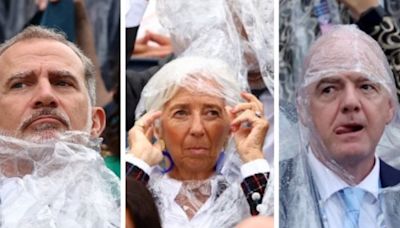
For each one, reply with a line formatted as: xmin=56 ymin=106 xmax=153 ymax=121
xmin=385 ymin=98 xmax=395 ymax=124
xmin=90 ymin=107 xmax=106 ymax=137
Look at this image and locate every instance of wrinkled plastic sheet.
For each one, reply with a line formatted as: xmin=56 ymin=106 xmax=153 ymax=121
xmin=0 ymin=133 xmax=120 ymax=228
xmin=280 ymin=98 xmax=400 ymax=228
xmin=280 ymin=27 xmax=400 ymax=225
xmin=135 ymin=56 xmax=244 ymax=119
xmin=279 ymin=0 xmax=345 ymax=102
xmin=156 ymin=0 xmax=274 ymax=94
xmin=148 ymin=171 xmax=273 ymax=227
xmin=134 ymin=0 xmax=275 ymax=225
xmin=296 ymin=25 xmax=400 ymax=184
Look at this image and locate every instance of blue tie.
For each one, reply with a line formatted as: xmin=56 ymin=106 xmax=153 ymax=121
xmin=340 ymin=187 xmax=365 ymax=228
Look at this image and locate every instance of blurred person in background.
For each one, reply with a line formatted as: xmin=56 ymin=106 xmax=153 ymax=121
xmin=126 ymin=177 xmax=162 ymax=228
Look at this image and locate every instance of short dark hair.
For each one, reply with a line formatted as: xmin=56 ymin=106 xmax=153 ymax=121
xmin=0 ymin=25 xmax=96 ymax=105
xmin=126 ymin=177 xmax=162 ymax=228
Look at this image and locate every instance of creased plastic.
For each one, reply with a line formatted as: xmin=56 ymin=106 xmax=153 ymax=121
xmin=156 ymin=0 xmax=274 ymax=94
xmin=0 ymin=132 xmax=120 ymax=228
xmin=135 ymin=56 xmax=243 ymax=119
xmin=137 ymin=57 xmax=273 ymax=227
xmin=134 ymin=0 xmax=273 ymax=225
xmin=279 ymin=0 xmax=344 ymax=102
xmin=148 ymin=174 xmax=271 ymax=228
xmin=135 ymin=56 xmax=273 ymax=227
xmin=280 ymin=25 xmax=400 ymax=228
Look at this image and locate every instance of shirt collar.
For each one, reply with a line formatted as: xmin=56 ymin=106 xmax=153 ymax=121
xmin=307 ymin=149 xmax=380 ymax=203
xmin=160 ymin=174 xmax=220 ymax=200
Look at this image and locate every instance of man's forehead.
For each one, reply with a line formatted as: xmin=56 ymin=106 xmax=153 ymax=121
xmin=302 ymin=26 xmax=392 ymax=90
xmin=0 ymin=38 xmax=81 ymax=63
xmin=315 ymin=73 xmax=374 ymax=84
xmin=0 ymin=38 xmax=84 ymax=77
xmin=303 ymin=66 xmax=391 ymax=89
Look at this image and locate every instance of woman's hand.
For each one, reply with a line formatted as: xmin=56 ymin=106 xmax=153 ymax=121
xmin=227 ymin=92 xmax=269 ymax=163
xmin=128 ymin=111 xmax=163 ymax=166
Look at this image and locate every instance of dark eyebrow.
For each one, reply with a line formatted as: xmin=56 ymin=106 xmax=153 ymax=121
xmin=4 ymin=70 xmax=81 ymax=89
xmin=354 ymin=76 xmax=373 ymax=83
xmin=8 ymin=70 xmax=35 ymax=79
xmin=315 ymin=77 xmax=342 ymax=88
xmin=48 ymin=70 xmax=78 ymax=79
xmin=49 ymin=70 xmax=80 ymax=86
xmin=5 ymin=71 xmax=35 ymax=87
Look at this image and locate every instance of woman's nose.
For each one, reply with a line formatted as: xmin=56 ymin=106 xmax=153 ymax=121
xmin=189 ymin=114 xmax=205 ymax=137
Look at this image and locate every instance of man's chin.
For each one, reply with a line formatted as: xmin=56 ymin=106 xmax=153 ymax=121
xmin=330 ymin=145 xmax=374 ymax=165
xmin=20 ymin=129 xmax=65 ymax=144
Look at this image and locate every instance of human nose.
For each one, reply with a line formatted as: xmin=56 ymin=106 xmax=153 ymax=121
xmin=189 ymin=113 xmax=205 ymax=137
xmin=340 ymin=86 xmax=361 ymax=113
xmin=32 ymin=79 xmax=58 ymax=108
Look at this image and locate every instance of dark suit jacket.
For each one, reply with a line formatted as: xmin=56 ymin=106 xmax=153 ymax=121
xmin=380 ymin=159 xmax=400 ymax=187
xmin=280 ymin=154 xmax=400 ymax=228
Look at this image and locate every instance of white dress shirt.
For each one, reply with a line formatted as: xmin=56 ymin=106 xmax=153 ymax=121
xmin=307 ymin=151 xmax=384 ymax=228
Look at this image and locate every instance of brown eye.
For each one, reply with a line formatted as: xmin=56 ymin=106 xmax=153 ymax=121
xmin=10 ymin=82 xmax=27 ymax=89
xmin=54 ymin=80 xmax=73 ymax=87
xmin=321 ymin=86 xmax=335 ymax=94
xmin=173 ymin=110 xmax=188 ymax=118
xmin=204 ymin=109 xmax=220 ymax=120
xmin=206 ymin=110 xmax=220 ymax=117
xmin=360 ymin=84 xmax=374 ymax=91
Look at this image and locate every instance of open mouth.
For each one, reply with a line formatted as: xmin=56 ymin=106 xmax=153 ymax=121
xmin=335 ymin=124 xmax=364 ymax=135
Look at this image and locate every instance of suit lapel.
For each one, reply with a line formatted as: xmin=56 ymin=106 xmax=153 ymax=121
xmin=379 ymin=159 xmax=400 ymax=188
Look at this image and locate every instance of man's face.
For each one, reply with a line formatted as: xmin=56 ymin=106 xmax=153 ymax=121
xmin=308 ymin=73 xmax=394 ymax=165
xmin=0 ymin=38 xmax=102 ymax=141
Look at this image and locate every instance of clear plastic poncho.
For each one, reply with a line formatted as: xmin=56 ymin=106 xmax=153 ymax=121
xmin=151 ymin=0 xmax=275 ymax=167
xmin=0 ymin=132 xmax=120 ymax=228
xmin=279 ymin=0 xmax=346 ymax=102
xmin=280 ymin=25 xmax=400 ymax=228
xmin=156 ymin=0 xmax=274 ymax=95
xmin=135 ymin=56 xmax=273 ymax=227
xmin=133 ymin=0 xmax=274 ymax=226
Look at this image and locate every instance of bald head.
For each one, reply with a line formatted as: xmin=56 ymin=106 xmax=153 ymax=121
xmin=300 ymin=25 xmax=394 ymax=95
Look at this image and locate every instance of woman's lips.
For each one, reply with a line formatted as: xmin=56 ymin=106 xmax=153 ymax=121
xmin=186 ymin=147 xmax=209 ymax=155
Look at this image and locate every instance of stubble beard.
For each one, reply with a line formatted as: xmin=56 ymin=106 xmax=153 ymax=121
xmin=9 ymin=108 xmax=93 ymax=144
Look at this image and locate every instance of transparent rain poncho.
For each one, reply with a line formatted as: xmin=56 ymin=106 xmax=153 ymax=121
xmin=0 ymin=132 xmax=120 ymax=228
xmin=156 ymin=0 xmax=274 ymax=94
xmin=131 ymin=0 xmax=274 ymax=226
xmin=135 ymin=56 xmax=273 ymax=227
xmin=279 ymin=0 xmax=344 ymax=102
xmin=280 ymin=25 xmax=400 ymax=228
xmin=150 ymin=0 xmax=275 ymax=169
